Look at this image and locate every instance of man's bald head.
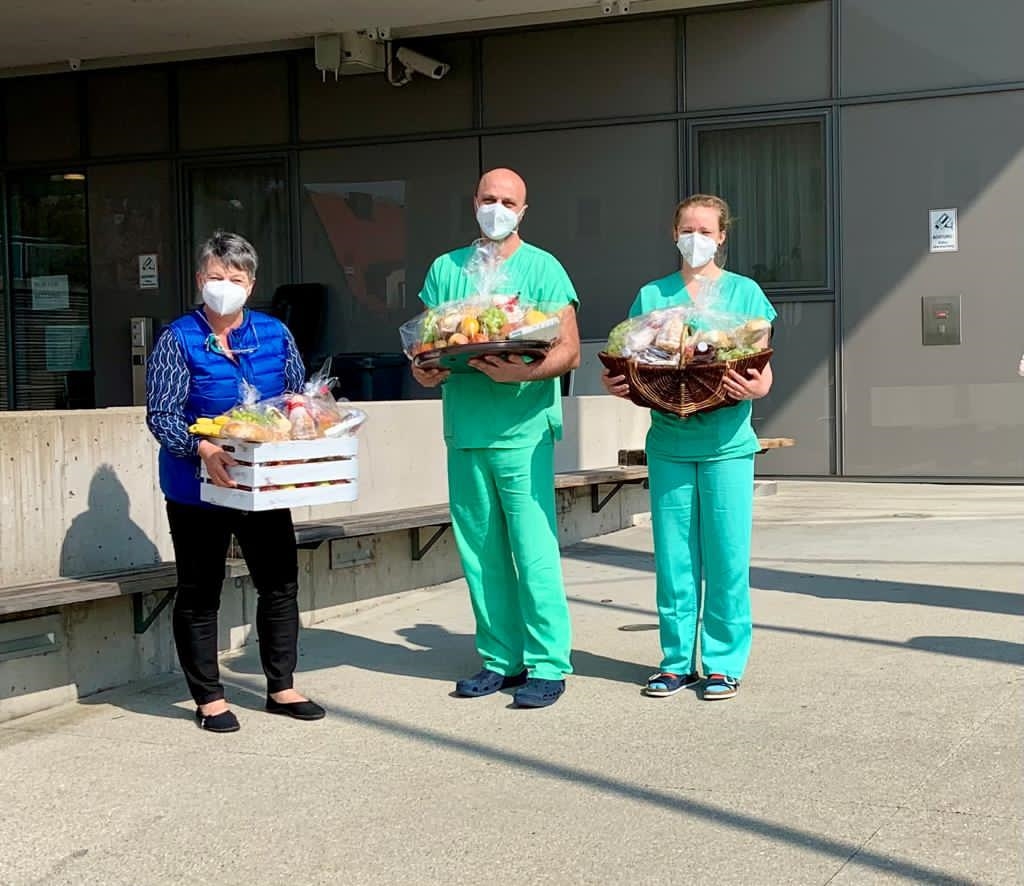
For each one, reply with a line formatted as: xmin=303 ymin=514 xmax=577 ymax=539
xmin=476 ymin=168 xmax=528 ymax=207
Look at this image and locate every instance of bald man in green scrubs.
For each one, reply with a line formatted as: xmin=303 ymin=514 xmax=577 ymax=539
xmin=412 ymin=168 xmax=581 ymax=708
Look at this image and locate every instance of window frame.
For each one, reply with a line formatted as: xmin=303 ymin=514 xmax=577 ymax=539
xmin=684 ymin=109 xmax=835 ymax=297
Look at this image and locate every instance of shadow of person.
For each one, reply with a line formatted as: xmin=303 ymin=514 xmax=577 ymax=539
xmin=223 ymin=621 xmax=651 ymax=687
xmin=79 ymin=675 xmax=268 ymax=722
xmin=59 ymin=464 xmax=162 ymax=577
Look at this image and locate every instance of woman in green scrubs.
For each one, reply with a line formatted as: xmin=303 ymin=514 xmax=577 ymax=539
xmin=602 ymin=194 xmax=775 ymax=701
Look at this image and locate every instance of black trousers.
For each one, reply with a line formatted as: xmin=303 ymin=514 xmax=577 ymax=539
xmin=166 ymin=500 xmax=300 ymax=705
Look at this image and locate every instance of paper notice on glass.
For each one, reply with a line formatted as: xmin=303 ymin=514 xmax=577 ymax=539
xmin=32 ymin=275 xmax=70 ymax=310
xmin=929 ymin=208 xmax=958 ymax=253
xmin=45 ymin=325 xmax=92 ymax=372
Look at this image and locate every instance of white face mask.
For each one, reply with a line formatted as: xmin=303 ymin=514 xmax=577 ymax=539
xmin=476 ymin=203 xmax=522 ymax=241
xmin=202 ymin=278 xmax=249 ymax=316
xmin=677 ymin=232 xmax=720 ymax=269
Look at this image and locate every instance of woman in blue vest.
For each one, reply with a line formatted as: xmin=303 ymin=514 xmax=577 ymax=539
xmin=146 ymin=231 xmax=324 ymax=732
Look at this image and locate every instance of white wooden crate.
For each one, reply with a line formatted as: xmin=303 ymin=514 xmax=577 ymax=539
xmin=200 ymin=435 xmax=359 ymax=512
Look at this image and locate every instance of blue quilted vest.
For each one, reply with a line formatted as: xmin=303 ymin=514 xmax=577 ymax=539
xmin=159 ymin=309 xmax=292 ymax=505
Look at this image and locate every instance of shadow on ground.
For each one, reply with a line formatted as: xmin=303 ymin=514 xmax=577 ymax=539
xmin=563 ymin=540 xmax=1024 ymax=617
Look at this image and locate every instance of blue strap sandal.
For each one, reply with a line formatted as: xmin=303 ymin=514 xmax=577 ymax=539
xmin=643 ymin=672 xmax=701 ymax=697
xmin=702 ymin=674 xmax=739 ymax=700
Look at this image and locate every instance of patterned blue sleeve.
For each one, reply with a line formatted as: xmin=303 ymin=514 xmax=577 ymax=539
xmin=283 ymin=327 xmax=306 ymax=391
xmin=145 ymin=331 xmax=199 ymax=458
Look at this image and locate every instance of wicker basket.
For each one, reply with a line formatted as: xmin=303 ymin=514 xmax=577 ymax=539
xmin=598 ymin=348 xmax=773 ymax=417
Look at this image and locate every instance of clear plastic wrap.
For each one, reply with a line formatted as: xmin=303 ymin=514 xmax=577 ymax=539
xmin=605 ymin=276 xmax=771 ymax=368
xmin=400 ymin=240 xmax=561 ymax=361
xmin=188 ymin=361 xmax=367 ymax=443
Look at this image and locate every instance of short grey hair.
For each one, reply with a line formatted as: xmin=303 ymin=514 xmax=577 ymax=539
xmin=196 ymin=230 xmax=259 ymax=278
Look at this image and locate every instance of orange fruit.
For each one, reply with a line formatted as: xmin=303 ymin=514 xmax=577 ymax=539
xmin=448 ymin=332 xmax=470 ymax=346
xmin=461 ymin=316 xmax=481 ymax=337
xmin=524 ymin=309 xmax=549 ymax=326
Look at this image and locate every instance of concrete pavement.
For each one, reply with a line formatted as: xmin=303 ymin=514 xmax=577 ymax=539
xmin=1 ymin=482 xmax=1021 ymax=885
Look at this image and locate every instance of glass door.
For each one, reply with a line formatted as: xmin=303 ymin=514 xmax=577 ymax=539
xmin=0 ymin=174 xmax=8 ymax=409
xmin=7 ymin=171 xmax=93 ymax=409
xmin=186 ymin=160 xmax=290 ymax=311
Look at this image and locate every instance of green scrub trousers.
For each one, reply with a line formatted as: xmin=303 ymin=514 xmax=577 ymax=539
xmin=648 ymin=452 xmax=755 ymax=679
xmin=447 ymin=438 xmax=572 ymax=681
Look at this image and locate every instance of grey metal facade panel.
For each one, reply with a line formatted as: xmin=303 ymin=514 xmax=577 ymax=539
xmin=482 ymin=122 xmax=680 ymax=341
xmin=297 ymin=39 xmax=474 ymax=143
xmin=481 ymin=18 xmax=677 ymax=127
xmin=177 ymin=56 xmax=289 ymax=151
xmin=840 ymin=90 xmax=1024 ymax=478
xmin=686 ymin=1 xmax=831 ymax=111
xmin=4 ymin=75 xmax=80 ymax=164
xmin=87 ymin=69 xmax=170 ymax=157
xmin=840 ymin=0 xmax=1024 ymax=97
xmin=755 ymin=299 xmax=835 ymax=475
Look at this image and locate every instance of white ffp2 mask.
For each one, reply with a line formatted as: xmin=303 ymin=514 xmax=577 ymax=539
xmin=476 ymin=203 xmax=521 ymax=241
xmin=677 ymin=232 xmax=719 ymax=269
xmin=202 ymin=279 xmax=248 ymax=316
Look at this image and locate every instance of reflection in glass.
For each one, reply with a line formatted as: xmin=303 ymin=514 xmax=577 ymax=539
xmin=9 ymin=173 xmax=93 ymax=409
xmin=304 ymin=181 xmax=407 ymax=315
xmin=698 ymin=121 xmax=827 ymax=288
xmin=189 ymin=163 xmax=288 ymax=309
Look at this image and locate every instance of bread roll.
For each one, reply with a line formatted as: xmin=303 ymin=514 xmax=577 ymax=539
xmin=221 ymin=421 xmax=275 ymax=443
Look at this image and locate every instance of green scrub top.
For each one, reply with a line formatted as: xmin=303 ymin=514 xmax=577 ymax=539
xmin=419 ymin=241 xmax=579 ymax=449
xmin=628 ymin=270 xmax=777 ymax=463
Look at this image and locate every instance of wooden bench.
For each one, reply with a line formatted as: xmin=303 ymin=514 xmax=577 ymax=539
xmin=0 ymin=564 xmax=180 ymax=634
xmin=292 ymin=465 xmax=651 ymax=561
xmin=618 ymin=438 xmax=795 ymax=465
xmin=0 ymin=466 xmax=652 ymax=628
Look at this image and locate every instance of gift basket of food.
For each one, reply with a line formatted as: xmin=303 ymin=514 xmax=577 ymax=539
xmin=598 ymin=280 xmax=773 ymax=418
xmin=189 ymin=363 xmax=367 ymax=511
xmin=400 ymin=241 xmax=561 ymax=372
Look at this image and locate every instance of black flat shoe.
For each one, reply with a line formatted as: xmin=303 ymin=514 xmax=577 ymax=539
xmin=195 ymin=708 xmax=240 ymax=733
xmin=265 ymin=697 xmax=326 ymax=721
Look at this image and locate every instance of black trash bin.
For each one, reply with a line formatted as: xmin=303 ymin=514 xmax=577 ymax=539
xmin=330 ymin=353 xmax=408 ymax=402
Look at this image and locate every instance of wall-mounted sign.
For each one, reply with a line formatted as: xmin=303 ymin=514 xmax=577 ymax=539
xmin=138 ymin=254 xmax=159 ymax=289
xmin=31 ymin=275 xmax=70 ymax=311
xmin=929 ymin=208 xmax=958 ymax=253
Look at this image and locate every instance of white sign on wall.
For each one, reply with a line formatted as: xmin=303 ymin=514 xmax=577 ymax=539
xmin=31 ymin=275 xmax=70 ymax=311
xmin=138 ymin=254 xmax=159 ymax=289
xmin=929 ymin=208 xmax=958 ymax=253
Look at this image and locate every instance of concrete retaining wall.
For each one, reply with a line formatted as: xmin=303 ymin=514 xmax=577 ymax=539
xmin=0 ymin=396 xmax=651 ymax=721
xmin=0 ymin=397 xmax=649 ymax=586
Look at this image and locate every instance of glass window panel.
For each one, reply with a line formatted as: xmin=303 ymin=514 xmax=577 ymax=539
xmin=300 ymin=138 xmax=479 ymax=368
xmin=188 ymin=162 xmax=289 ymax=310
xmin=697 ymin=121 xmax=827 ymax=288
xmin=0 ymin=178 xmax=7 ymax=409
xmin=9 ymin=172 xmax=93 ymax=409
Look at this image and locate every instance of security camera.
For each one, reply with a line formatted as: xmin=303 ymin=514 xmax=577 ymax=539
xmin=68 ymin=58 xmax=81 ymax=71
xmin=395 ymin=47 xmax=450 ymax=80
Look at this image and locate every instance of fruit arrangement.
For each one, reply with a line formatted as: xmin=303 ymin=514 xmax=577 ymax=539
xmin=599 ymin=298 xmax=775 ymax=418
xmin=188 ymin=363 xmax=367 ymax=444
xmin=605 ymin=308 xmax=771 ymax=368
xmin=400 ymin=295 xmax=560 ymax=358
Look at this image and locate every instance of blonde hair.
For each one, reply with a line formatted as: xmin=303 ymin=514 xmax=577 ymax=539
xmin=673 ymin=194 xmax=732 ymax=234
